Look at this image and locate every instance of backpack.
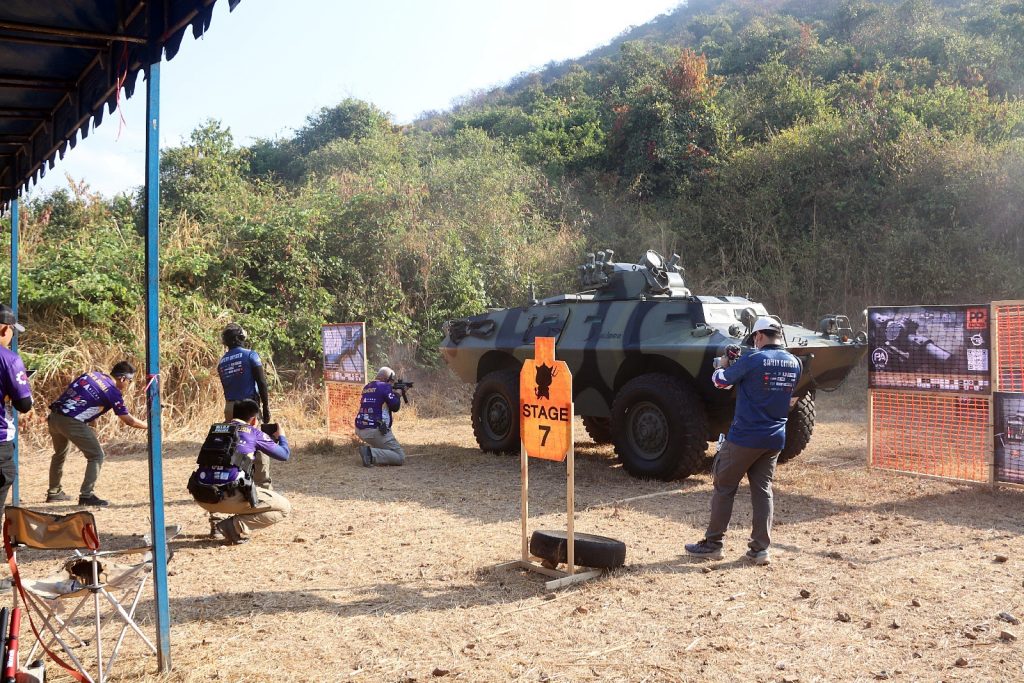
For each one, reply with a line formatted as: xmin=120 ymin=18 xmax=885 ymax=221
xmin=188 ymin=422 xmax=254 ymax=504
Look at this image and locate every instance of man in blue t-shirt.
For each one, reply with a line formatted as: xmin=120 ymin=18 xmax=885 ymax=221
xmin=217 ymin=323 xmax=272 ymax=488
xmin=686 ymin=317 xmax=802 ymax=566
xmin=354 ymin=367 xmax=406 ymax=467
xmin=0 ymin=304 xmax=33 ymax=509
xmin=46 ymin=361 xmax=148 ymax=507
xmin=190 ymin=399 xmax=291 ymax=545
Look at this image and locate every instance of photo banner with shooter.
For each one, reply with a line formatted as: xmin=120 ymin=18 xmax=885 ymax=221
xmin=867 ymin=305 xmax=991 ymax=393
xmin=994 ymin=392 xmax=1024 ymax=485
xmin=322 ymin=323 xmax=367 ymax=439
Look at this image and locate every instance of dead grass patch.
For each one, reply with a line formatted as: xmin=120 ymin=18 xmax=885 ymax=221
xmin=7 ymin=386 xmax=1024 ymax=682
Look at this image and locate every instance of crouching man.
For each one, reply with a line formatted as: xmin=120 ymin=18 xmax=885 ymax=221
xmin=354 ymin=367 xmax=406 ymax=467
xmin=188 ymin=399 xmax=291 ymax=545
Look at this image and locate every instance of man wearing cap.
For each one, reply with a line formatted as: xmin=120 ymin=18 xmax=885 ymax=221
xmin=354 ymin=367 xmax=406 ymax=467
xmin=0 ymin=304 xmax=33 ymax=508
xmin=217 ymin=323 xmax=272 ymax=488
xmin=46 ymin=361 xmax=148 ymax=507
xmin=686 ymin=317 xmax=802 ymax=566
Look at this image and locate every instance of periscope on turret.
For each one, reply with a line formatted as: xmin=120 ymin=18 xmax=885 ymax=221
xmin=441 ymin=249 xmax=867 ymax=481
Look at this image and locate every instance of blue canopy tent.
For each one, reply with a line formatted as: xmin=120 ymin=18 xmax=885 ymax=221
xmin=0 ymin=0 xmax=241 ymax=672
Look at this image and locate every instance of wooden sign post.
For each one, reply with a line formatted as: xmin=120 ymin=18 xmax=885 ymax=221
xmin=493 ymin=336 xmax=602 ymax=590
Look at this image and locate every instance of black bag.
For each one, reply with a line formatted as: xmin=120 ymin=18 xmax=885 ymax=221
xmin=187 ymin=470 xmax=223 ymax=504
xmin=197 ymin=422 xmax=242 ymax=468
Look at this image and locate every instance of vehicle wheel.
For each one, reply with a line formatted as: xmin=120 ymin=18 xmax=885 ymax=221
xmin=611 ymin=373 xmax=708 ymax=481
xmin=472 ymin=369 xmax=520 ymax=453
xmin=582 ymin=416 xmax=613 ymax=444
xmin=778 ymin=392 xmax=815 ymax=464
xmin=530 ymin=530 xmax=626 ymax=569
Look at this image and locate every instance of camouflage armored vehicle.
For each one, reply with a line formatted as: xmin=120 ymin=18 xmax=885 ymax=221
xmin=440 ymin=249 xmax=867 ymax=481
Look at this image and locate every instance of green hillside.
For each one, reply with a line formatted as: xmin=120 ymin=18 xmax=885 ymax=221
xmin=5 ymin=0 xmax=1024 ymax=406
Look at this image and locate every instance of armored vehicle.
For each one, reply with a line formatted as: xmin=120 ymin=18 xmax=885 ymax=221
xmin=440 ymin=249 xmax=867 ymax=481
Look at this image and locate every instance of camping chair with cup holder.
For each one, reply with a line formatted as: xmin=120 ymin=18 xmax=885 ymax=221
xmin=2 ymin=506 xmax=178 ymax=683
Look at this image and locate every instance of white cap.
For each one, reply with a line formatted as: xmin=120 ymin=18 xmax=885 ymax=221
xmin=752 ymin=317 xmax=783 ymax=335
xmin=376 ymin=366 xmax=396 ymax=381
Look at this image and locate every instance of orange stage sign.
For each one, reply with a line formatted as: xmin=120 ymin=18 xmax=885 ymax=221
xmin=520 ymin=337 xmax=573 ymax=461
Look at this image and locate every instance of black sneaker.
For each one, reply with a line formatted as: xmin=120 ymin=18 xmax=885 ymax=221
xmin=77 ymin=494 xmax=109 ymax=507
xmin=684 ymin=539 xmax=724 ymax=560
xmin=46 ymin=491 xmax=71 ymax=503
xmin=745 ymin=548 xmax=771 ymax=566
xmin=359 ymin=445 xmax=374 ymax=467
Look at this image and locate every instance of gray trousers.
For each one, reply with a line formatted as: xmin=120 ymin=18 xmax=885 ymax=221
xmin=48 ymin=412 xmax=106 ymax=497
xmin=705 ymin=440 xmax=780 ymax=552
xmin=195 ymin=485 xmax=291 ymax=537
xmin=224 ymin=400 xmax=272 ymax=489
xmin=356 ymin=427 xmax=405 ymax=465
xmin=0 ymin=441 xmax=14 ymax=508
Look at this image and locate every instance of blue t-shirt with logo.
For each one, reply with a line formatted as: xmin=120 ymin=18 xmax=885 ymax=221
xmin=217 ymin=347 xmax=263 ymax=401
xmin=355 ymin=380 xmax=401 ymax=430
xmin=712 ymin=345 xmax=802 ymax=451
xmin=50 ymin=372 xmax=128 ymax=424
xmin=0 ymin=346 xmax=32 ymax=442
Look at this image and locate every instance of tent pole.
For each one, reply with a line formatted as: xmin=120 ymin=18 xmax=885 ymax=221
xmin=144 ymin=59 xmax=172 ymax=673
xmin=9 ymin=197 xmax=18 ymax=506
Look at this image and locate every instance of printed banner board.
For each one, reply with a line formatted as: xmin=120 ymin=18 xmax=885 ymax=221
xmin=867 ymin=305 xmax=991 ymax=393
xmin=322 ymin=323 xmax=367 ymax=438
xmin=322 ymin=323 xmax=366 ymax=383
xmin=994 ymin=392 xmax=1024 ymax=485
xmin=520 ymin=337 xmax=573 ymax=461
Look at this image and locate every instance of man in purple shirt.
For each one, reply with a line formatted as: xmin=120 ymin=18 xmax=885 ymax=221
xmin=46 ymin=361 xmax=148 ymax=507
xmin=189 ymin=399 xmax=291 ymax=545
xmin=0 ymin=304 xmax=33 ymax=508
xmin=354 ymin=367 xmax=406 ymax=467
xmin=217 ymin=323 xmax=272 ymax=488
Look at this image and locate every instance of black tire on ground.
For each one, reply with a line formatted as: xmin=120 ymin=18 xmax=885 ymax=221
xmin=529 ymin=530 xmax=627 ymax=569
xmin=582 ymin=416 xmax=613 ymax=444
xmin=611 ymin=373 xmax=708 ymax=481
xmin=778 ymin=392 xmax=815 ymax=464
xmin=471 ymin=369 xmax=520 ymax=453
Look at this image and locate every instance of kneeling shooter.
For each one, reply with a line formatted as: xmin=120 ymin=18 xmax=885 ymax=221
xmin=188 ymin=399 xmax=291 ymax=544
xmin=354 ymin=367 xmax=406 ymax=467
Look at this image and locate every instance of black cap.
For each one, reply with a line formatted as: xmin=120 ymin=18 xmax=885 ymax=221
xmin=0 ymin=304 xmax=24 ymax=332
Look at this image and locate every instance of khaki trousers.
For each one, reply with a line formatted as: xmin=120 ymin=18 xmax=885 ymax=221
xmin=48 ymin=412 xmax=106 ymax=497
xmin=223 ymin=400 xmax=272 ymax=489
xmin=195 ymin=485 xmax=291 ymax=538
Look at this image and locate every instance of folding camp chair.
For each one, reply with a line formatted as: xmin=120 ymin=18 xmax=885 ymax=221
xmin=2 ymin=506 xmax=173 ymax=683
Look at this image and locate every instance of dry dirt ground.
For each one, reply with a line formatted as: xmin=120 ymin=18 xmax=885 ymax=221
xmin=6 ymin=393 xmax=1024 ymax=682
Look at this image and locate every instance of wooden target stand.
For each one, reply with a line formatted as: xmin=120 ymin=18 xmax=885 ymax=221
xmin=493 ymin=337 xmax=604 ymax=590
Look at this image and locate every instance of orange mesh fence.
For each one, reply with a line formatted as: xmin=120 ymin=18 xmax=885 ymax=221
xmin=326 ymin=381 xmax=362 ymax=439
xmin=870 ymin=390 xmax=991 ymax=483
xmin=994 ymin=302 xmax=1024 ymax=392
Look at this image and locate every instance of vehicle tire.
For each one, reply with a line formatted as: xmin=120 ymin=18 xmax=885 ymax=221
xmin=530 ymin=530 xmax=626 ymax=569
xmin=582 ymin=416 xmax=613 ymax=444
xmin=472 ymin=369 xmax=520 ymax=453
xmin=778 ymin=392 xmax=815 ymax=464
xmin=611 ymin=373 xmax=708 ymax=481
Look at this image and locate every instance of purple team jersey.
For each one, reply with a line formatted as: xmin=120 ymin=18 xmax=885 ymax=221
xmin=354 ymin=380 xmax=401 ymax=430
xmin=0 ymin=346 xmax=32 ymax=442
xmin=50 ymin=372 xmax=128 ymax=423
xmin=217 ymin=347 xmax=262 ymax=401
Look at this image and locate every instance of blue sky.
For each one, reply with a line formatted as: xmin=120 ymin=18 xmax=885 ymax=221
xmin=33 ymin=0 xmax=683 ymax=198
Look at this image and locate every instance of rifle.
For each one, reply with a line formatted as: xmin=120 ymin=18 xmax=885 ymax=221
xmin=393 ymin=379 xmax=414 ymax=404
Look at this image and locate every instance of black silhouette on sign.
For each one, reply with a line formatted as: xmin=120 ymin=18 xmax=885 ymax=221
xmin=534 ymin=363 xmax=556 ymax=399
